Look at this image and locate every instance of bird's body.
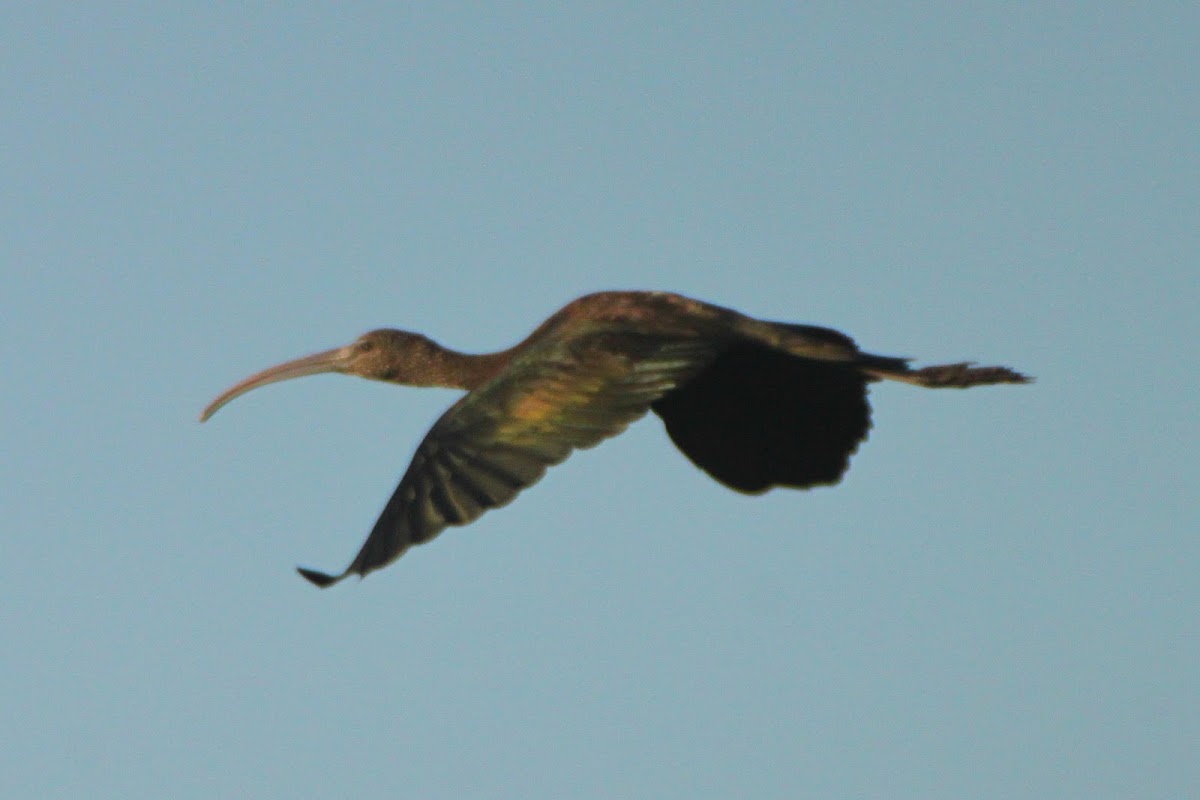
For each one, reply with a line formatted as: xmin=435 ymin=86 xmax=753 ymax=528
xmin=201 ymin=291 xmax=1030 ymax=587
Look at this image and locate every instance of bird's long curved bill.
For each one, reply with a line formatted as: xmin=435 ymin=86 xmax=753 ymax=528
xmin=200 ymin=346 xmax=349 ymax=422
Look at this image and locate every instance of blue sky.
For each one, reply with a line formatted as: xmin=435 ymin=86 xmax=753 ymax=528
xmin=3 ymin=4 xmax=1196 ymax=798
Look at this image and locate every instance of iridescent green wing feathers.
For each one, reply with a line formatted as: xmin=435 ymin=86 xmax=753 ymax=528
xmin=298 ymin=330 xmax=717 ymax=586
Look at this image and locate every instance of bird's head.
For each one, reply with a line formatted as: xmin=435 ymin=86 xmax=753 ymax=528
xmin=200 ymin=328 xmax=449 ymax=422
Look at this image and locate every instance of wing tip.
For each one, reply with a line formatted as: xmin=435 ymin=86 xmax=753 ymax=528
xmin=296 ymin=566 xmax=346 ymax=589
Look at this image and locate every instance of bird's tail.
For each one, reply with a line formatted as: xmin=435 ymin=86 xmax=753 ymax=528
xmin=862 ymin=357 xmax=1032 ymax=388
xmin=732 ymin=317 xmax=1032 ymax=388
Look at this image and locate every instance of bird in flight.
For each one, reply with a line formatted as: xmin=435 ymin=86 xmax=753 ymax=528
xmin=201 ymin=291 xmax=1030 ymax=587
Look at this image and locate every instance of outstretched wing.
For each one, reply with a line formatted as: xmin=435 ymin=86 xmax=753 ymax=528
xmin=299 ymin=331 xmax=717 ymax=586
xmin=652 ymin=337 xmax=873 ymax=494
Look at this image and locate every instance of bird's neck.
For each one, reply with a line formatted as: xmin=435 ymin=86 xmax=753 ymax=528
xmin=421 ymin=344 xmax=513 ymax=390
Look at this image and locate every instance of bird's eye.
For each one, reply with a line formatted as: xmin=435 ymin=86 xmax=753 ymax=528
xmin=357 ymin=340 xmax=375 ymax=353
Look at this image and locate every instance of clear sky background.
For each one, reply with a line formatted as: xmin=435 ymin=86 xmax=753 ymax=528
xmin=3 ymin=4 xmax=1196 ymax=798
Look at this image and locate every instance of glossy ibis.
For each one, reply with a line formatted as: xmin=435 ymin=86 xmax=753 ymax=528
xmin=201 ymin=291 xmax=1030 ymax=587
